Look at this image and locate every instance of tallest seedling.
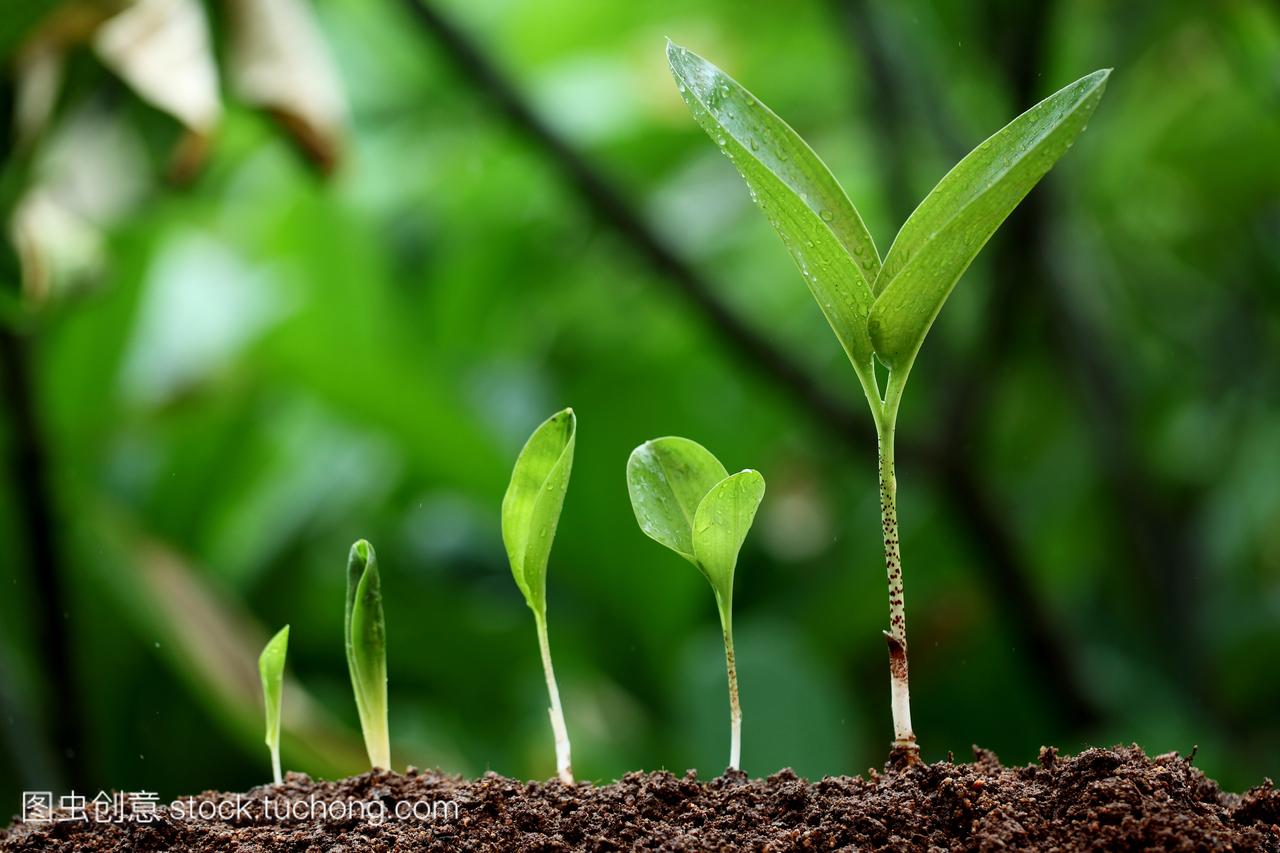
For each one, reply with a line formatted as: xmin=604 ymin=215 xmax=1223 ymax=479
xmin=667 ymin=41 xmax=1108 ymax=759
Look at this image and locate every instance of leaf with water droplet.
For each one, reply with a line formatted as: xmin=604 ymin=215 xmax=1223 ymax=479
xmin=627 ymin=437 xmax=727 ymax=560
xmin=692 ymin=470 xmax=766 ymax=598
xmin=502 ymin=408 xmax=576 ymax=617
xmin=627 ymin=437 xmax=763 ymax=614
xmin=667 ymin=40 xmax=880 ymax=383
xmin=868 ymin=69 xmax=1110 ymax=376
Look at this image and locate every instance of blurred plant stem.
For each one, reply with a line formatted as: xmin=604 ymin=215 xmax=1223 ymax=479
xmin=0 ymin=75 xmax=84 ymax=790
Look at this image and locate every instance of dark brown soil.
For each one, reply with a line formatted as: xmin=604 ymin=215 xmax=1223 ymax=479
xmin=3 ymin=745 xmax=1277 ymax=851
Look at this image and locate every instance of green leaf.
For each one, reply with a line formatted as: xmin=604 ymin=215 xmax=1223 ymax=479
xmin=501 ymin=408 xmax=576 ymax=615
xmin=627 ymin=436 xmax=729 ymax=561
xmin=667 ymin=41 xmax=880 ymax=374
xmin=258 ymin=625 xmax=289 ymax=750
xmin=345 ymin=539 xmax=389 ymax=769
xmin=692 ymin=470 xmax=766 ymax=599
xmin=868 ymin=69 xmax=1111 ymax=374
xmin=627 ymin=437 xmax=765 ymax=605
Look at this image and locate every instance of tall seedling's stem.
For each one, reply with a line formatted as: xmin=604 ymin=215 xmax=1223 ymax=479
xmin=717 ymin=595 xmax=741 ymax=770
xmin=876 ymin=375 xmax=917 ymax=759
xmin=534 ymin=613 xmax=573 ymax=784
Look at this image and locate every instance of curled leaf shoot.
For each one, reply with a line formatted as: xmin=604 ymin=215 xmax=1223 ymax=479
xmin=668 ymin=40 xmax=1108 ymax=761
xmin=345 ymin=539 xmax=390 ymax=770
xmin=502 ymin=408 xmax=576 ymax=784
xmin=627 ymin=437 xmax=765 ymax=771
xmin=258 ymin=624 xmax=289 ymax=785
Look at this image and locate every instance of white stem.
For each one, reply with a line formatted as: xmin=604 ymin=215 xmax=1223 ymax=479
xmin=271 ymin=747 xmax=282 ymax=786
xmin=729 ymin=696 xmax=742 ymax=771
xmin=722 ymin=620 xmax=741 ymax=771
xmin=536 ymin=615 xmax=573 ymax=784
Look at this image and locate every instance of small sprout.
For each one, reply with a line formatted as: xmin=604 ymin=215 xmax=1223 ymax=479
xmin=668 ymin=40 xmax=1107 ymax=762
xmin=345 ymin=539 xmax=390 ymax=770
xmin=258 ymin=624 xmax=289 ymax=785
xmin=502 ymin=408 xmax=576 ymax=784
xmin=627 ymin=437 xmax=765 ymax=771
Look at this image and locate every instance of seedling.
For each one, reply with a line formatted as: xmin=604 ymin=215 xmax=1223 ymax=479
xmin=667 ymin=41 xmax=1108 ymax=760
xmin=258 ymin=624 xmax=289 ymax=785
xmin=501 ymin=408 xmax=577 ymax=784
xmin=345 ymin=539 xmax=390 ymax=770
xmin=627 ymin=437 xmax=764 ymax=771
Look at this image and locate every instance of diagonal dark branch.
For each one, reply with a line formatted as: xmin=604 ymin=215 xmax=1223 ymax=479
xmin=397 ymin=0 xmax=881 ymax=456
xmin=399 ymin=0 xmax=1102 ymax=727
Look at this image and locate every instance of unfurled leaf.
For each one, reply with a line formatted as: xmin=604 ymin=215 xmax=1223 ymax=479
xmin=868 ymin=70 xmax=1110 ymax=373
xmin=692 ymin=470 xmax=766 ymax=599
xmin=258 ymin=624 xmax=289 ymax=784
xmin=345 ymin=539 xmax=389 ymax=770
xmin=627 ymin=437 xmax=764 ymax=602
xmin=667 ymin=41 xmax=880 ymax=377
xmin=626 ymin=436 xmax=728 ymax=561
xmin=501 ymin=408 xmax=576 ymax=616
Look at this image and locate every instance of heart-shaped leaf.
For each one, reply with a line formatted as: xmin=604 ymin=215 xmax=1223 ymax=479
xmin=627 ymin=437 xmax=764 ymax=605
xmin=868 ymin=69 xmax=1110 ymax=374
xmin=667 ymin=41 xmax=880 ymax=378
xmin=692 ymin=470 xmax=766 ymax=599
xmin=627 ymin=436 xmax=728 ymax=561
xmin=501 ymin=408 xmax=576 ymax=615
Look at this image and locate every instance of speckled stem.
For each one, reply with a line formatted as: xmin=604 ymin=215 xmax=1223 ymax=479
xmin=877 ymin=410 xmax=917 ymax=757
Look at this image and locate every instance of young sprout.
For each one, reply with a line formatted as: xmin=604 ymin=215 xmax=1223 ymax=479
xmin=258 ymin=624 xmax=289 ymax=785
xmin=501 ymin=408 xmax=576 ymax=784
xmin=627 ymin=437 xmax=765 ymax=771
xmin=667 ymin=41 xmax=1108 ymax=761
xmin=345 ymin=539 xmax=390 ymax=770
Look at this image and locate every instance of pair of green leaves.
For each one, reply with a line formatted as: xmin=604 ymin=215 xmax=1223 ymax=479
xmin=345 ymin=539 xmax=390 ymax=770
xmin=667 ymin=41 xmax=1109 ymax=394
xmin=626 ymin=437 xmax=765 ymax=618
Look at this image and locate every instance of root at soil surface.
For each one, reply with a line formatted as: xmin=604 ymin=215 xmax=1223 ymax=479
xmin=3 ymin=744 xmax=1277 ymax=851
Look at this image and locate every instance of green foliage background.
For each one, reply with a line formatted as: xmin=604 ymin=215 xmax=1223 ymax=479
xmin=1 ymin=0 xmax=1278 ymax=808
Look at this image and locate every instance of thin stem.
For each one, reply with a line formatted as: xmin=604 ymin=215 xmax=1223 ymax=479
xmin=876 ymin=374 xmax=918 ymax=759
xmin=366 ymin=706 xmax=391 ymax=771
xmin=271 ymin=746 xmax=282 ymax=786
xmin=722 ymin=614 xmax=741 ymax=771
xmin=535 ymin=613 xmax=573 ymax=784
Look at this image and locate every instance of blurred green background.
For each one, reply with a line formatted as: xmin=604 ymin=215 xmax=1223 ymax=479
xmin=2 ymin=0 xmax=1278 ymax=812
